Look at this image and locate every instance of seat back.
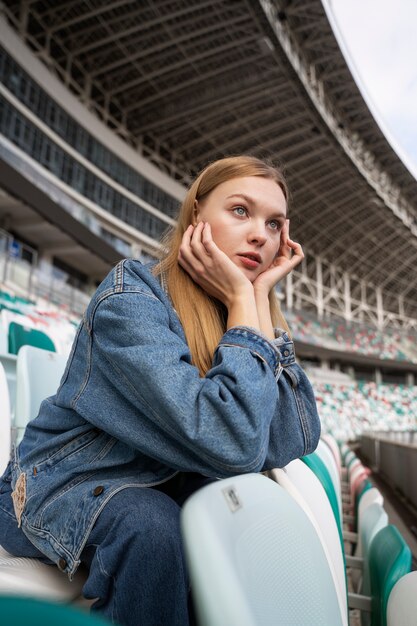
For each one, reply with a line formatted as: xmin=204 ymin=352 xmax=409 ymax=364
xmin=8 ymin=322 xmax=55 ymax=355
xmin=360 ymin=503 xmax=389 ymax=596
xmin=321 ymin=434 xmax=342 ymax=478
xmin=302 ymin=452 xmax=343 ymax=542
xmin=355 ymin=488 xmax=384 ymax=558
xmin=316 ymin=439 xmax=342 ymax=520
xmin=14 ymin=346 xmax=68 ymax=443
xmin=387 ymin=570 xmax=417 ymax=626
xmin=181 ymin=473 xmax=344 ymax=626
xmin=369 ymin=525 xmax=412 ymax=626
xmin=268 ymin=461 xmax=348 ymax=625
xmin=343 ymin=449 xmax=356 ymax=467
xmin=0 ymin=361 xmax=11 ymax=473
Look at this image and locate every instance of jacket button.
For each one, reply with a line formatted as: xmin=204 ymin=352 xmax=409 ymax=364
xmin=283 ymin=350 xmax=290 ymax=356
xmin=93 ymin=485 xmax=104 ymax=496
xmin=58 ymin=558 xmax=67 ymax=571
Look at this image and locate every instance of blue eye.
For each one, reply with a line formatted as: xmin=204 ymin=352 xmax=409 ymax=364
xmin=233 ymin=206 xmax=247 ymax=217
xmin=268 ymin=220 xmax=281 ymax=230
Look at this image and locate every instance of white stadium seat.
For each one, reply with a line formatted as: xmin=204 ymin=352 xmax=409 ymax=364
xmin=181 ymin=473 xmax=345 ymax=626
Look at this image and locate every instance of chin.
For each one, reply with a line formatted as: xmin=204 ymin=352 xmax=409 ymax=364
xmin=243 ymin=269 xmax=259 ymax=283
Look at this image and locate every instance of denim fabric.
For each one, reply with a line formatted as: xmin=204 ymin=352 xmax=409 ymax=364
xmin=0 ymin=471 xmax=213 ymax=626
xmin=3 ymin=259 xmax=320 ymax=578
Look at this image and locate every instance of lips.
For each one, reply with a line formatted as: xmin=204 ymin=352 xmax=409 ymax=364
xmin=237 ymin=253 xmax=262 ymax=269
xmin=238 ymin=252 xmax=261 ymax=263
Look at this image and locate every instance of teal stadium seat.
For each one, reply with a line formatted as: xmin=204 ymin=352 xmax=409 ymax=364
xmin=302 ymin=452 xmax=344 ymax=548
xmin=181 ymin=473 xmax=345 ymax=626
xmin=315 ymin=438 xmax=343 ymax=521
xmin=367 ymin=525 xmax=412 ymax=626
xmin=358 ymin=503 xmax=389 ymax=596
xmin=0 ymin=595 xmax=110 ymax=626
xmin=8 ymin=321 xmax=55 ymax=355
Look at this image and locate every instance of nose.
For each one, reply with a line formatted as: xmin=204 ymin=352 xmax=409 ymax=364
xmin=247 ymin=221 xmax=267 ymax=246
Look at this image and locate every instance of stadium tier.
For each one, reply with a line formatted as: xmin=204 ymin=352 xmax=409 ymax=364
xmin=287 ymin=309 xmax=417 ymax=364
xmin=314 ymin=380 xmax=417 ymax=440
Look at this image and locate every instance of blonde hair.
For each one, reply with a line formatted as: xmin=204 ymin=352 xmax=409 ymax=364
xmin=154 ymin=155 xmax=290 ymax=376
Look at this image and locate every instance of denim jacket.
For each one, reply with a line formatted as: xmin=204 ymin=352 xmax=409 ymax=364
xmin=7 ymin=259 xmax=320 ymax=578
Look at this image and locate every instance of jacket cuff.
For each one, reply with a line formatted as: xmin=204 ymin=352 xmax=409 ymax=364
xmin=273 ymin=328 xmax=296 ymax=366
xmin=218 ymin=326 xmax=281 ymax=375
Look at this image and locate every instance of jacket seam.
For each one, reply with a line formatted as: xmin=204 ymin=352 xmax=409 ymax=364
xmin=219 ymin=342 xmax=275 ymax=370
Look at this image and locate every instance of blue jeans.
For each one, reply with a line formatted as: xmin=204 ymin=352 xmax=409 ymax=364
xmin=0 ymin=471 xmax=213 ymax=626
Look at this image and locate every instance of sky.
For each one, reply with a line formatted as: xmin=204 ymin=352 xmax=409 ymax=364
xmin=322 ymin=0 xmax=417 ymax=181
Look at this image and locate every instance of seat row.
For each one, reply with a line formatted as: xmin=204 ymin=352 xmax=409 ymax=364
xmin=181 ymin=436 xmax=416 ymax=625
xmin=0 ymin=351 xmax=415 ymax=624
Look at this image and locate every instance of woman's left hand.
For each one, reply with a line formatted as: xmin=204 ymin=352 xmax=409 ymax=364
xmin=253 ymin=220 xmax=304 ymax=295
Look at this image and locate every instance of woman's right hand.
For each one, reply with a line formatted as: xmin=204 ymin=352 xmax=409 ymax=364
xmin=178 ymin=222 xmax=253 ymax=309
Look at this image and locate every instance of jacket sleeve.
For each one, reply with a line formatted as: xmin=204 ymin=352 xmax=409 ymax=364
xmin=74 ymin=289 xmax=292 ymax=477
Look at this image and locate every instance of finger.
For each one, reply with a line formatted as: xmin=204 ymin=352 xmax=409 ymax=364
xmin=189 ymin=221 xmax=212 ymax=263
xmin=281 ymin=219 xmax=290 ymax=245
xmin=278 ymin=236 xmax=292 ymax=260
xmin=287 ymin=238 xmax=304 ymax=256
xmin=287 ymin=241 xmax=304 ymax=266
xmin=201 ymin=222 xmax=217 ymax=255
xmin=179 ymin=225 xmax=204 ymax=269
xmin=178 ymin=225 xmax=194 ymax=258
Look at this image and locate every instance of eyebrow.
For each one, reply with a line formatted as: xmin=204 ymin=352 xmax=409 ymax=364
xmin=226 ymin=193 xmax=286 ymax=218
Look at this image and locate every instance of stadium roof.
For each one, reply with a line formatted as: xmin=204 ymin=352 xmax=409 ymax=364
xmin=3 ymin=0 xmax=417 ymax=317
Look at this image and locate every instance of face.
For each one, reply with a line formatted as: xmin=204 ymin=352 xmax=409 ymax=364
xmin=195 ymin=176 xmax=287 ymax=282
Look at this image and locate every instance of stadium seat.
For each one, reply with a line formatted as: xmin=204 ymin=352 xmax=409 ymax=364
xmin=0 ymin=352 xmax=17 ymax=420
xmin=354 ymin=478 xmax=373 ymax=523
xmin=366 ymin=525 xmax=412 ymax=626
xmin=0 ymin=362 xmax=11 ymax=474
xmin=315 ymin=439 xmax=343 ymax=520
xmin=0 ymin=326 xmax=7 ymax=354
xmin=8 ymin=321 xmax=56 ymax=355
xmin=386 ymin=570 xmax=417 ymax=626
xmin=14 ymin=346 xmax=68 ymax=444
xmin=355 ymin=503 xmax=389 ymax=596
xmin=0 ymin=594 xmax=109 ymax=625
xmin=349 ymin=465 xmax=371 ymax=513
xmin=268 ymin=461 xmax=348 ymax=624
xmin=181 ymin=473 xmax=345 ymax=626
xmin=355 ymin=488 xmax=384 ymax=558
xmin=321 ymin=434 xmax=342 ymax=479
xmin=302 ymin=452 xmax=343 ymax=544
xmin=0 ymin=346 xmax=87 ymax=604
xmin=0 ymin=546 xmax=87 ymax=603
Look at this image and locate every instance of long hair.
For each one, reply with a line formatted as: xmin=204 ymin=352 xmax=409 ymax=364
xmin=154 ymin=155 xmax=290 ymax=376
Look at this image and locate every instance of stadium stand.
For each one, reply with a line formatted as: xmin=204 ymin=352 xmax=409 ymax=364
xmin=287 ymin=310 xmax=417 ymax=363
xmin=313 ymin=380 xmax=417 ymax=439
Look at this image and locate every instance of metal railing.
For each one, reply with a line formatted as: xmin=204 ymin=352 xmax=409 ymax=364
xmin=361 ymin=432 xmax=417 ymax=511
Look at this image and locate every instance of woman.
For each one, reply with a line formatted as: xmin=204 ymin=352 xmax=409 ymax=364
xmin=0 ymin=155 xmax=320 ymax=625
